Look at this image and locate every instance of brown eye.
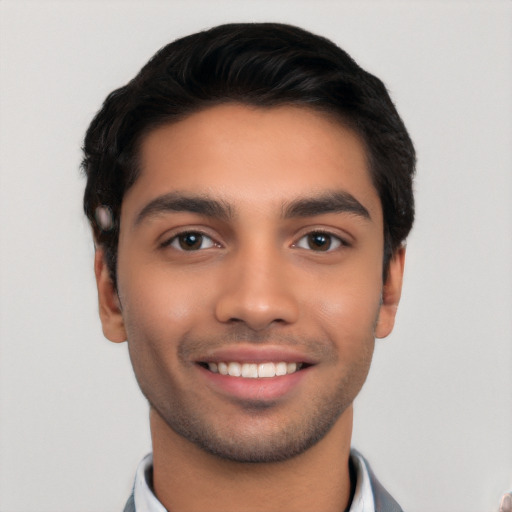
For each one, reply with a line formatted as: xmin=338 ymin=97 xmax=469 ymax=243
xmin=295 ymin=232 xmax=344 ymax=252
xmin=179 ymin=233 xmax=203 ymax=250
xmin=168 ymin=232 xmax=216 ymax=251
xmin=307 ymin=233 xmax=331 ymax=251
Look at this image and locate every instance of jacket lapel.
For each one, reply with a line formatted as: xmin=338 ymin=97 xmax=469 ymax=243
xmin=366 ymin=460 xmax=404 ymax=512
xmin=123 ymin=492 xmax=136 ymax=512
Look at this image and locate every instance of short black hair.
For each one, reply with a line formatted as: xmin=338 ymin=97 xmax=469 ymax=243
xmin=82 ymin=22 xmax=415 ymax=284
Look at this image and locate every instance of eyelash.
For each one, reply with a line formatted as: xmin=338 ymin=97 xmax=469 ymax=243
xmin=161 ymin=229 xmax=349 ymax=253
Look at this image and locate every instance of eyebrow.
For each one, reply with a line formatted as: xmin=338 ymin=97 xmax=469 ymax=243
xmin=282 ymin=191 xmax=371 ymax=220
xmin=133 ymin=189 xmax=371 ymax=228
xmin=134 ymin=192 xmax=233 ymax=226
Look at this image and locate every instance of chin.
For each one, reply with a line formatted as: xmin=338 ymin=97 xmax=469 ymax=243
xmin=152 ymin=392 xmax=352 ymax=464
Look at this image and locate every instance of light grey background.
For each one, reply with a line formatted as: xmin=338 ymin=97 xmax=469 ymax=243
xmin=0 ymin=1 xmax=511 ymax=511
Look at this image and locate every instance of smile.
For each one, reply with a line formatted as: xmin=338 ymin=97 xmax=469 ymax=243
xmin=196 ymin=356 xmax=312 ymax=401
xmin=204 ymin=361 xmax=304 ymax=378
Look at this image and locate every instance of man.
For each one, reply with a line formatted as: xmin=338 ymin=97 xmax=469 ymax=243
xmin=82 ymin=22 xmax=415 ymax=512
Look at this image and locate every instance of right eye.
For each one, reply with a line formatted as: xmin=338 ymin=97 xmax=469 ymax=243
xmin=163 ymin=231 xmax=217 ymax=251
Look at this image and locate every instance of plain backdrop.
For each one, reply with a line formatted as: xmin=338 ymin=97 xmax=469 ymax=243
xmin=0 ymin=1 xmax=511 ymax=511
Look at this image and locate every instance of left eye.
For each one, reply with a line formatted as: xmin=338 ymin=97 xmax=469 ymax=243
xmin=294 ymin=232 xmax=344 ymax=252
xmin=166 ymin=232 xmax=217 ymax=251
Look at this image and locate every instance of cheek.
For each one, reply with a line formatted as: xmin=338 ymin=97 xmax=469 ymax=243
xmin=308 ymin=270 xmax=383 ymax=342
xmin=118 ymin=269 xmax=214 ymax=355
xmin=118 ymin=272 xmax=211 ymax=397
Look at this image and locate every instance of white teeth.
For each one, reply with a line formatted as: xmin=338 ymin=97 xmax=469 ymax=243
xmin=227 ymin=362 xmax=242 ymax=377
xmin=257 ymin=363 xmax=275 ymax=378
xmin=206 ymin=361 xmax=303 ymax=378
xmin=275 ymin=362 xmax=287 ymax=376
xmin=287 ymin=362 xmax=297 ymax=374
xmin=241 ymin=363 xmax=258 ymax=378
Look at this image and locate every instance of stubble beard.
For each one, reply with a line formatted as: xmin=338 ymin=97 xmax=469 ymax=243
xmin=143 ymin=334 xmax=374 ymax=464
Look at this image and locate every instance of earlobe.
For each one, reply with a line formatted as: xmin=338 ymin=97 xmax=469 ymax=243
xmin=94 ymin=249 xmax=127 ymax=343
xmin=375 ymin=246 xmax=406 ymax=339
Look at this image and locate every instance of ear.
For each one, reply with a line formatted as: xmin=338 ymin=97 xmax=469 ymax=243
xmin=94 ymin=249 xmax=127 ymax=343
xmin=375 ymin=246 xmax=406 ymax=339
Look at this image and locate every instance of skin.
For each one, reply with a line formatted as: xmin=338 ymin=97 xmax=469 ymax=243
xmin=95 ymin=104 xmax=405 ymax=512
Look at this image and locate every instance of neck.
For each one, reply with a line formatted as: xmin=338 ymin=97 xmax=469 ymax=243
xmin=150 ymin=407 xmax=354 ymax=512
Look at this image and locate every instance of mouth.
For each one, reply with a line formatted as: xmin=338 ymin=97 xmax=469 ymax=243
xmin=198 ymin=361 xmax=309 ymax=378
xmin=194 ymin=346 xmax=315 ymax=401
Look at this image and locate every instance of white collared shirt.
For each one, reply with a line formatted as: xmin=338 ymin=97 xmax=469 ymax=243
xmin=132 ymin=450 xmax=375 ymax=512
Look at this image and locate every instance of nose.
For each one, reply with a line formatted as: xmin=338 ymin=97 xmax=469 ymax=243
xmin=214 ymin=245 xmax=300 ymax=331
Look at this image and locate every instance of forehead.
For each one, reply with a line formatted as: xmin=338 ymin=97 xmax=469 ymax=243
xmin=123 ymin=104 xmax=381 ymax=222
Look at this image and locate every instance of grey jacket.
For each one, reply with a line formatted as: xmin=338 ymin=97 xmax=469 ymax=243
xmin=123 ymin=453 xmax=404 ymax=512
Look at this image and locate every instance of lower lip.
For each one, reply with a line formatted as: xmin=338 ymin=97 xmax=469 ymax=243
xmin=197 ymin=365 xmax=310 ymax=402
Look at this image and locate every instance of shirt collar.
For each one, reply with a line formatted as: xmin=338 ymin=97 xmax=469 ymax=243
xmin=348 ymin=450 xmax=376 ymax=512
xmin=133 ymin=450 xmax=375 ymax=512
xmin=133 ymin=453 xmax=167 ymax=512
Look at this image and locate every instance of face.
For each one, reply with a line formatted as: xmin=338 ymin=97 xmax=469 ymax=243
xmin=96 ymin=104 xmax=404 ymax=463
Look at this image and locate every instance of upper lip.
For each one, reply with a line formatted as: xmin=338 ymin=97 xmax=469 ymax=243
xmin=195 ymin=345 xmax=317 ymax=365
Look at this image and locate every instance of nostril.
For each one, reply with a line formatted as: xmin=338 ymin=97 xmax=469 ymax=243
xmin=214 ymin=285 xmax=300 ymax=329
